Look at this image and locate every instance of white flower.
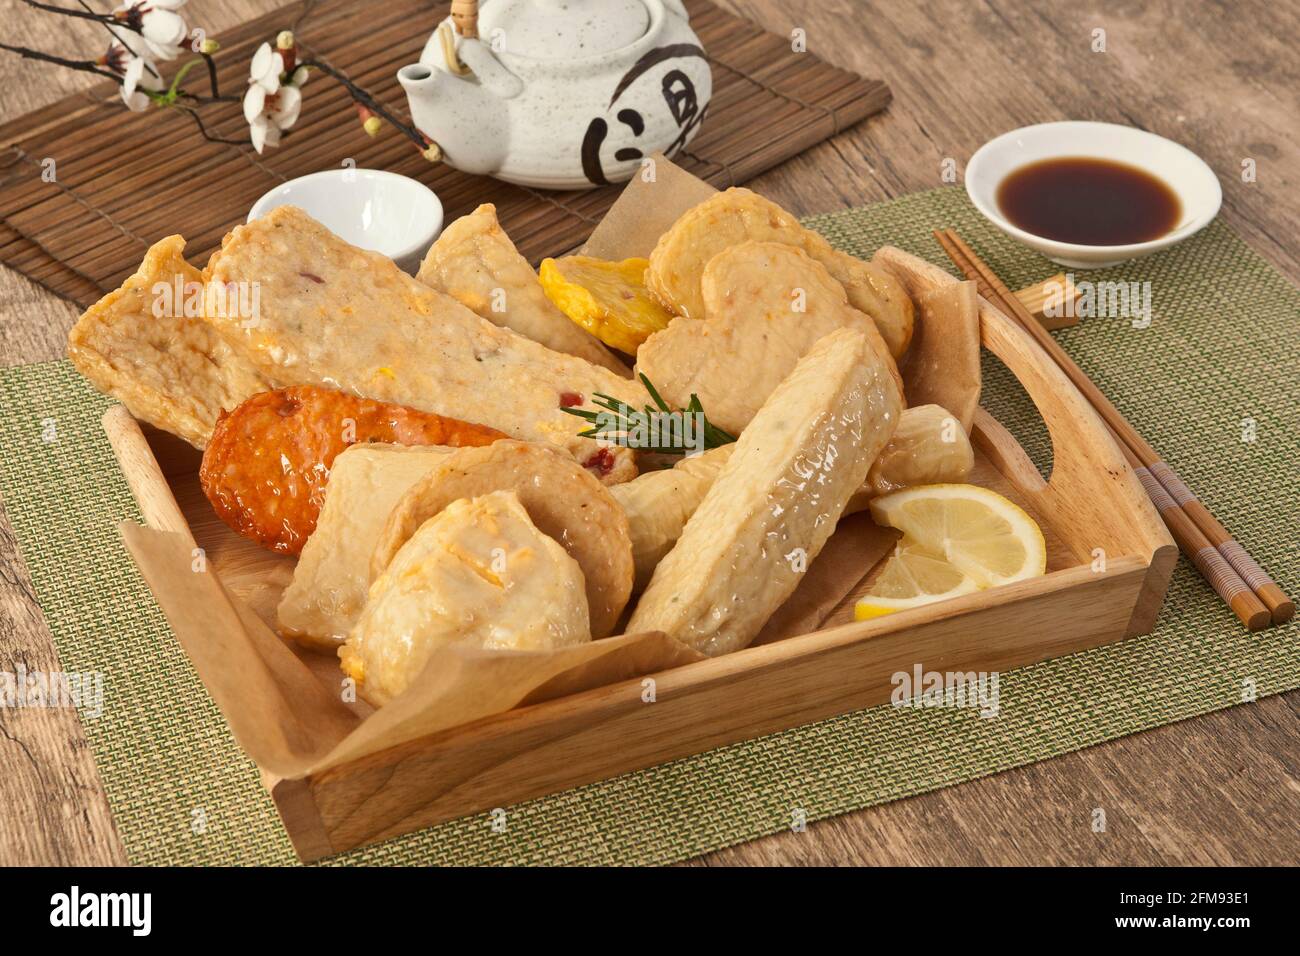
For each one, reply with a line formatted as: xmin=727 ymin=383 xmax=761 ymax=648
xmin=242 ymin=42 xmax=305 ymax=153
xmin=104 ymin=43 xmax=164 ymax=112
xmin=247 ymin=40 xmax=281 ymax=93
xmin=111 ymin=0 xmax=190 ymax=62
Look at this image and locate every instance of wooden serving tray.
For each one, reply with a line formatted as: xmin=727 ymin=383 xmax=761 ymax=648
xmin=0 ymin=0 xmax=890 ymax=307
xmin=102 ymin=247 xmax=1176 ymax=862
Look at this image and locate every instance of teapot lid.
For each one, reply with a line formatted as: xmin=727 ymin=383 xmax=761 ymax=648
xmin=476 ymin=0 xmax=651 ymax=60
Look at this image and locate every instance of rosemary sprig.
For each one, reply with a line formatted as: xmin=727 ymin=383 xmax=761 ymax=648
xmin=561 ymin=373 xmax=736 ymax=454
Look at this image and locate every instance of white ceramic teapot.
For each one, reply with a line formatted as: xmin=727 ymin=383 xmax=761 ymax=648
xmin=397 ymin=0 xmax=711 ymax=189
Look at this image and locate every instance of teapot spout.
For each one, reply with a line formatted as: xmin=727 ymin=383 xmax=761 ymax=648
xmin=397 ymin=62 xmax=508 ymax=175
xmin=397 ymin=62 xmax=447 ymax=98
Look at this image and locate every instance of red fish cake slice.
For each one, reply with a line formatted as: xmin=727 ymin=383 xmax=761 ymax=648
xmin=199 ymin=385 xmax=505 ymax=554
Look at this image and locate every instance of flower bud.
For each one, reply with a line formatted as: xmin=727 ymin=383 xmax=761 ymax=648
xmin=276 ymin=31 xmax=295 ymax=50
xmin=356 ymin=104 xmax=382 ymax=137
xmin=199 ymin=38 xmax=221 ymax=55
xmin=421 ymin=140 xmax=443 ymax=163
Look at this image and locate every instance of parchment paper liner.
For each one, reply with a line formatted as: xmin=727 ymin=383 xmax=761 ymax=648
xmin=117 ymin=156 xmax=980 ymax=778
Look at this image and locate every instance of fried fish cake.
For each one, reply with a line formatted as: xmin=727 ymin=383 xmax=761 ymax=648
xmin=277 ymin=444 xmax=454 ymax=651
xmin=372 ymin=440 xmax=633 ymax=638
xmin=203 ymin=206 xmax=645 ymax=482
xmin=636 ymin=242 xmax=902 ymax=435
xmin=341 ymin=490 xmax=592 ymax=707
xmin=418 ymin=204 xmax=629 ymax=374
xmin=199 ymin=385 xmax=504 ymax=554
xmin=611 ymin=404 xmax=974 ymax=591
xmin=645 ymin=187 xmax=914 ymax=358
xmin=67 ymin=235 xmax=270 ymax=448
xmin=627 ymin=327 xmax=903 ymax=656
xmin=864 ymin=403 xmax=974 ymax=497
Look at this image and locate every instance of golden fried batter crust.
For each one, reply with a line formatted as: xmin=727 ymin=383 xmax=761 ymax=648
xmin=637 ymin=241 xmax=902 ymax=435
xmin=646 ymin=187 xmax=914 ymax=358
xmin=67 ymin=235 xmax=269 ymax=448
xmin=419 ymin=203 xmax=629 ymax=374
xmin=204 ymin=206 xmax=643 ymax=484
xmin=372 ymin=440 xmax=634 ymax=638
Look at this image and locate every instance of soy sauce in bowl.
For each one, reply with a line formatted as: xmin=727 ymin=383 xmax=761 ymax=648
xmin=996 ymin=157 xmax=1182 ymax=246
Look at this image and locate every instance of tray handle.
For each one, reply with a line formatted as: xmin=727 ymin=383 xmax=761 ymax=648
xmin=102 ymin=405 xmax=194 ymax=541
xmin=874 ymin=247 xmax=1172 ymax=567
xmin=976 ymin=296 xmax=1172 ymax=563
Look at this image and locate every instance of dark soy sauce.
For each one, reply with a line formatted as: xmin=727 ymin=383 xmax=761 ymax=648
xmin=996 ymin=157 xmax=1182 ymax=245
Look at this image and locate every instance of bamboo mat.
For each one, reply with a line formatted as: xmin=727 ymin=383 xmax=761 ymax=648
xmin=0 ymin=0 xmax=889 ymax=308
xmin=1 ymin=188 xmax=1296 ymax=866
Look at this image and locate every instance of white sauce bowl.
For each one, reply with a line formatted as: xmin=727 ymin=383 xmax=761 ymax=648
xmin=248 ymin=168 xmax=443 ymax=274
xmin=965 ymin=121 xmax=1221 ymax=269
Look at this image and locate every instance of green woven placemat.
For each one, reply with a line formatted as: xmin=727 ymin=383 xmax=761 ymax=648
xmin=1 ymin=187 xmax=1297 ymax=866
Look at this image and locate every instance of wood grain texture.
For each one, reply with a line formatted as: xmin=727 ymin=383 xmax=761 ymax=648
xmin=101 ymin=407 xmax=194 ymax=539
xmin=1013 ymin=273 xmax=1080 ymax=330
xmin=1 ymin=0 xmax=1297 ymax=866
xmin=0 ymin=500 xmax=127 ymax=865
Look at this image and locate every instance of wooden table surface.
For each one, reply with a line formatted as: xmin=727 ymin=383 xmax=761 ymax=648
xmin=1 ymin=0 xmax=1297 ymax=867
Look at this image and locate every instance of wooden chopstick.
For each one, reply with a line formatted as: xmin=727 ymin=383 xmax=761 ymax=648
xmin=936 ymin=227 xmax=1286 ymax=628
xmin=1108 ymin=424 xmax=1271 ymax=631
xmin=934 ymin=228 xmax=1288 ymax=630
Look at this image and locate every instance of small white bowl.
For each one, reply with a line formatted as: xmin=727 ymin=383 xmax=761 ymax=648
xmin=248 ymin=169 xmax=443 ymax=274
xmin=965 ymin=121 xmax=1221 ymax=269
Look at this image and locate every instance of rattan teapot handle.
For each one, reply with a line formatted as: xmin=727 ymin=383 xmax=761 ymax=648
xmin=451 ymin=0 xmax=479 ymax=39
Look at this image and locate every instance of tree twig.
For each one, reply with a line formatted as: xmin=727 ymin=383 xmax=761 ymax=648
xmin=0 ymin=42 xmax=121 ymax=82
xmin=76 ymin=0 xmax=136 ymax=47
xmin=8 ymin=5 xmax=423 ymax=157
xmin=175 ymin=105 xmax=252 ymax=146
xmin=200 ymin=50 xmax=222 ymax=99
xmin=299 ymin=57 xmax=429 ymax=150
xmin=21 ymin=0 xmax=117 ymax=24
xmin=167 ymin=56 xmax=239 ymax=105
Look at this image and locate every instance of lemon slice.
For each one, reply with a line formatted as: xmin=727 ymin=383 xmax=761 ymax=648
xmin=868 ymin=483 xmax=1047 ymax=589
xmin=855 ymin=537 xmax=981 ymax=619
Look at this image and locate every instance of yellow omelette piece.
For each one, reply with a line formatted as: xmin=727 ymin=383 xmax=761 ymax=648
xmin=538 ymin=255 xmax=675 ymax=354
